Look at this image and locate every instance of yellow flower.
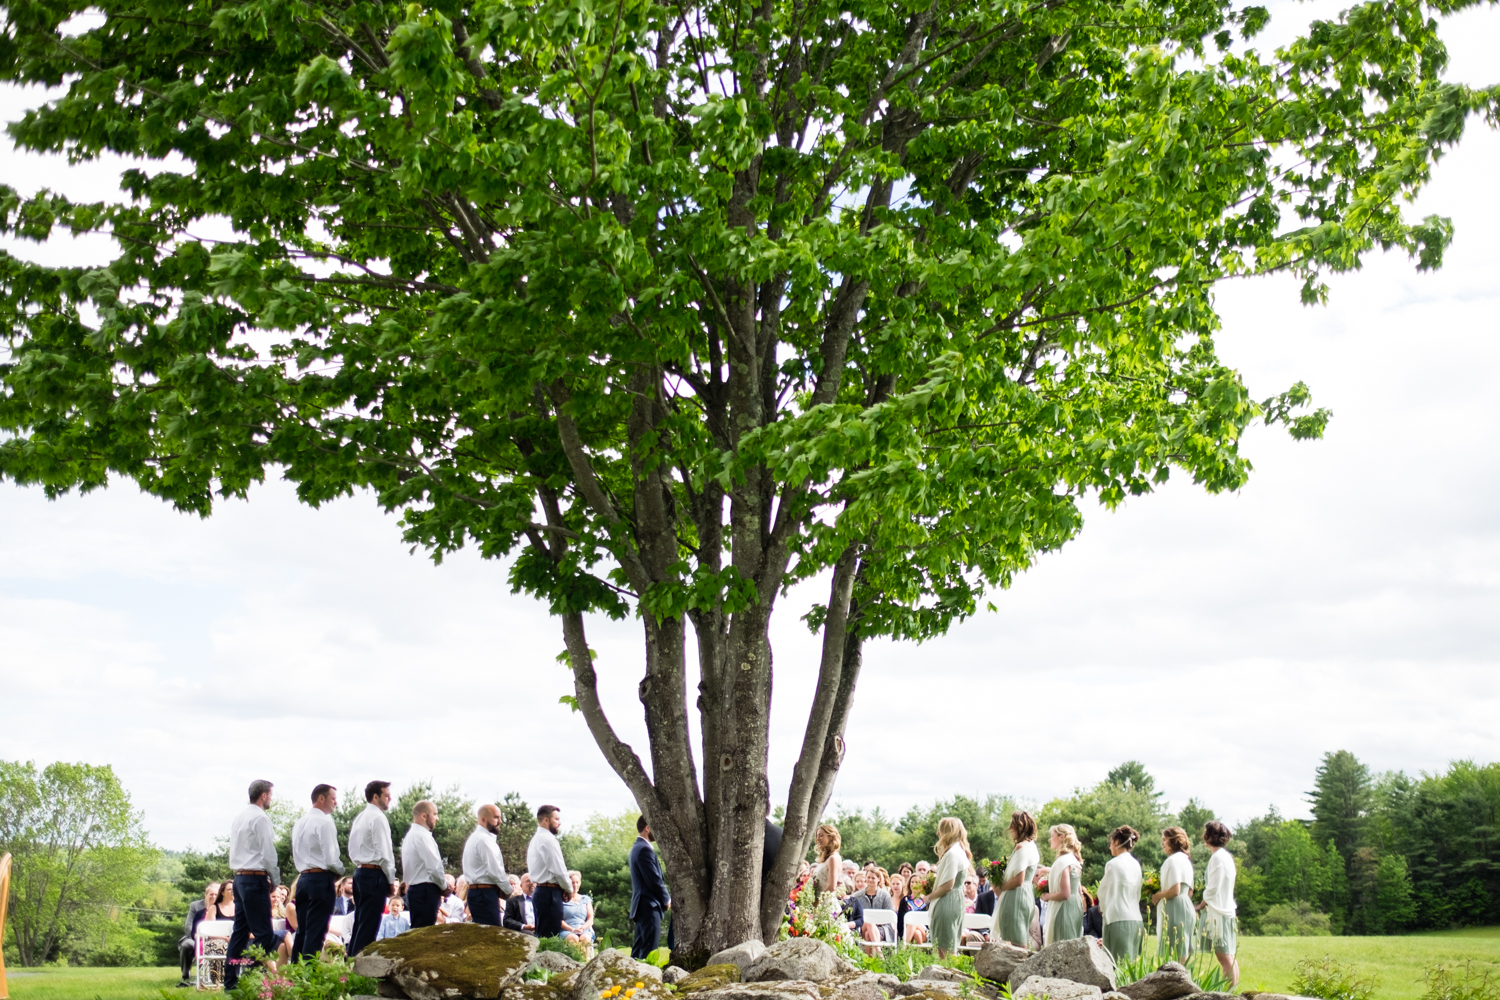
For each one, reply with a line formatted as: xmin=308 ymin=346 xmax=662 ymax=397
xmin=636 ymin=985 xmax=645 ymax=990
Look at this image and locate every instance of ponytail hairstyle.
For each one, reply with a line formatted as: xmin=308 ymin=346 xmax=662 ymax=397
xmin=1203 ymin=821 xmax=1233 ymax=848
xmin=1162 ymin=826 xmax=1191 ymax=854
xmin=1109 ymin=825 xmax=1140 ymax=851
xmin=1009 ymin=810 xmax=1038 ymax=844
xmin=1049 ymin=823 xmax=1083 ymax=861
xmin=934 ymin=817 xmax=973 ymax=860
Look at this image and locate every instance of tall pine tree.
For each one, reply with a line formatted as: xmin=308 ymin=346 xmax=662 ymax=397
xmin=1310 ymin=750 xmax=1374 ymax=863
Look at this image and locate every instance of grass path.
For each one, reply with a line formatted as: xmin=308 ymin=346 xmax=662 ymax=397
xmin=1236 ymin=926 xmax=1500 ymax=1000
xmin=3 ymin=965 xmax=181 ymax=1000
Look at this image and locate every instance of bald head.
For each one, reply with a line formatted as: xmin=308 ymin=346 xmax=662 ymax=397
xmin=413 ymin=799 xmax=437 ymax=832
xmin=478 ymin=803 xmax=501 ymax=832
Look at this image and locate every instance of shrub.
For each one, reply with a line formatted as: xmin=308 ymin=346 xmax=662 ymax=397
xmin=1260 ymin=901 xmax=1333 ymax=937
xmin=225 ymin=951 xmax=378 ymax=1000
xmin=538 ymin=937 xmax=587 ymax=963
xmin=1422 ymin=963 xmax=1500 ymax=1000
xmin=1291 ymin=956 xmax=1378 ymax=1000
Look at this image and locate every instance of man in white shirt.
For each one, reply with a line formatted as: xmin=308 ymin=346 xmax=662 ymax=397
xmin=526 ymin=804 xmax=572 ymax=938
xmin=347 ymin=780 xmax=396 ymax=956
xmin=225 ymin=779 xmax=279 ymax=990
xmin=461 ymin=804 xmax=513 ymax=927
xmin=401 ymin=800 xmax=447 ymax=929
xmin=290 ymin=783 xmax=344 ymax=962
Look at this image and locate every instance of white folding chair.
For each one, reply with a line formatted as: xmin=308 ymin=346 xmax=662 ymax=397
xmin=861 ymin=908 xmax=899 ymax=949
xmin=195 ymin=919 xmax=233 ymax=991
xmin=958 ymin=911 xmax=993 ymax=951
xmin=903 ymin=909 xmax=932 ymax=948
xmin=328 ymin=913 xmax=355 ymax=943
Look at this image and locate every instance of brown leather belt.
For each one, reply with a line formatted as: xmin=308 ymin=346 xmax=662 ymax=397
xmin=536 ymin=882 xmax=564 ymax=889
xmin=470 ymin=883 xmax=499 ymax=889
xmin=358 ymin=864 xmax=383 ymax=870
xmin=300 ymin=868 xmax=327 ymax=874
xmin=236 ymin=869 xmax=267 ymax=875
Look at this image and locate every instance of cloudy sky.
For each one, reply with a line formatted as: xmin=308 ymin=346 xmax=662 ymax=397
xmin=2 ymin=2 xmax=1497 ymax=852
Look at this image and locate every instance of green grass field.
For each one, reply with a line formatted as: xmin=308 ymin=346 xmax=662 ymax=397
xmin=3 ymin=928 xmax=1499 ymax=1000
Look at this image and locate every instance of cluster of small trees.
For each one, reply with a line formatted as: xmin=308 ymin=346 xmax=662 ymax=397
xmin=821 ymin=753 xmax=1500 ymax=937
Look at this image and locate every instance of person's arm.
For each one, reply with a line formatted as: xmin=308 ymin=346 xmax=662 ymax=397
xmin=286 ymin=901 xmax=299 ymax=931
xmin=258 ymin=813 xmax=281 ymax=886
xmin=582 ymin=898 xmax=594 ymax=931
xmin=1150 ymin=880 xmax=1180 ymax=905
xmin=380 ymin=821 xmax=398 ymax=890
xmin=325 ymin=817 xmax=346 ymax=876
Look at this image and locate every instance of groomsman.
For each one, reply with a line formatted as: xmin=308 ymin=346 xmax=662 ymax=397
xmin=527 ymin=805 xmax=571 ymax=939
xmin=628 ymin=816 xmax=670 ymax=960
xmin=401 ymin=800 xmax=446 ymax=928
xmin=462 ymin=804 xmax=512 ymax=927
xmin=225 ymin=780 xmax=279 ymax=990
xmin=290 ymin=784 xmax=344 ymax=962
xmin=347 ymin=780 xmax=396 ymax=956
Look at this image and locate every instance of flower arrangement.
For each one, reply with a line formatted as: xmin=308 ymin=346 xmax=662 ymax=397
xmin=783 ymin=878 xmax=849 ymax=948
xmin=907 ymin=870 xmax=936 ymax=899
xmin=1032 ymin=871 xmax=1049 ymax=896
xmin=978 ymin=857 xmax=1007 ymax=887
xmin=1141 ymin=870 xmax=1162 ymax=903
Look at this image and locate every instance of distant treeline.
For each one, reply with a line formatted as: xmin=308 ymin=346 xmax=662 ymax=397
xmin=815 ymin=754 xmax=1500 ymax=936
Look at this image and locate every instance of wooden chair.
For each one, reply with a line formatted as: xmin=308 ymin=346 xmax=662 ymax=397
xmin=1 ymin=852 xmax=10 ymax=1000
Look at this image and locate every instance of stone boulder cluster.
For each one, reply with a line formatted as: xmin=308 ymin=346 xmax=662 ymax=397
xmin=346 ymin=925 xmax=1315 ymax=1000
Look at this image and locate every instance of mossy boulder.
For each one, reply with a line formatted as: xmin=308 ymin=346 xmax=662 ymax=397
xmin=677 ymin=964 xmax=743 ymax=995
xmin=509 ymin=984 xmax=569 ymax=1000
xmin=570 ymin=948 xmax=670 ymax=1000
xmin=351 ymin=923 xmax=537 ymax=1000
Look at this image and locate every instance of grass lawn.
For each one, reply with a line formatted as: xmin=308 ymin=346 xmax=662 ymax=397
xmin=1235 ymin=925 xmax=1500 ymax=999
xmin=2 ymin=966 xmax=182 ymax=1000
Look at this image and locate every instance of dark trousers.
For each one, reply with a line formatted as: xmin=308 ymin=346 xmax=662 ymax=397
xmin=631 ymin=906 xmax=662 ymax=960
xmin=349 ymin=867 xmax=389 ymax=956
xmin=225 ymin=874 xmax=274 ymax=989
xmin=292 ymin=871 xmax=335 ymax=962
xmin=469 ymin=885 xmax=502 ymax=927
xmin=533 ymin=884 xmax=565 ymax=938
xmin=179 ymin=938 xmax=195 ymax=980
xmin=408 ymin=882 xmax=441 ymax=928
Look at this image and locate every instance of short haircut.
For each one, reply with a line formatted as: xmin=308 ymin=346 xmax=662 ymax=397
xmin=413 ymin=800 xmax=436 ymax=818
xmin=1162 ymin=826 xmax=1191 ymax=854
xmin=637 ymin=814 xmax=649 ymax=833
xmin=311 ymin=783 xmax=336 ymax=804
xmin=248 ymin=779 xmax=274 ymax=803
xmin=1203 ymin=821 xmax=1233 ymax=847
xmin=365 ymin=780 xmax=391 ymax=803
xmin=537 ymin=804 xmax=559 ymax=821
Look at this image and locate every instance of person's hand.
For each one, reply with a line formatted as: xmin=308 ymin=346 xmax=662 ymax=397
xmin=389 ymin=883 xmax=398 ymax=898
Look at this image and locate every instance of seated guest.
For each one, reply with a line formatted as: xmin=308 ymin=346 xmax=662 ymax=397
xmin=207 ymin=881 xmax=236 ymax=924
xmin=854 ymin=870 xmax=894 ymax=955
xmin=975 ymin=877 xmax=997 ymax=918
xmin=559 ymin=870 xmax=595 ymax=946
xmin=504 ymin=874 xmax=537 ymax=935
xmin=898 ymin=863 xmax=913 ymax=877
xmin=277 ymin=880 xmax=301 ymax=965
xmin=962 ymin=876 xmax=979 ymax=913
xmin=378 ymin=897 xmax=411 ymax=940
xmin=197 ymin=882 xmax=235 ymax=988
xmin=270 ymin=884 xmax=295 ymax=962
xmin=176 ymin=882 xmax=219 ymax=987
xmin=442 ymin=877 xmax=469 ymax=924
xmin=1082 ymin=888 xmax=1103 ymax=939
xmin=333 ymin=877 xmax=355 ymax=916
xmin=902 ymin=879 xmax=929 ymax=945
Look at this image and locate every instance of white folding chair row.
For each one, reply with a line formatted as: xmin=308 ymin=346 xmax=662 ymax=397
xmin=860 ymin=908 xmax=899 ymax=949
xmin=957 ymin=911 xmax=994 ymax=951
xmin=195 ymin=919 xmax=234 ymax=991
xmin=903 ymin=909 xmax=932 ymax=947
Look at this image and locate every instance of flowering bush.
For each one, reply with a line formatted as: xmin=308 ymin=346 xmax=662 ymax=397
xmin=225 ymin=950 xmax=378 ymax=1000
xmin=782 ymin=879 xmax=850 ymax=950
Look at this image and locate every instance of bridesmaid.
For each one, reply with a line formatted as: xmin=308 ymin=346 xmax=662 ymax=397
xmin=1040 ymin=824 xmax=1084 ymax=944
xmin=1196 ymin=822 xmax=1240 ymax=988
xmin=1151 ymin=826 xmax=1195 ymax=962
xmin=922 ymin=817 xmax=972 ymax=958
xmin=991 ymin=810 xmax=1040 ymax=948
xmin=1098 ymin=826 xmax=1144 ymax=960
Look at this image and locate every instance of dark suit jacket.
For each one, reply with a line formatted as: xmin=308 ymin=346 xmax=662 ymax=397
xmin=503 ymin=894 xmax=534 ymax=934
xmin=761 ymin=820 xmax=783 ymax=885
xmin=629 ymin=837 xmax=670 ymax=920
xmin=975 ymin=888 xmax=996 ymax=916
xmin=179 ymin=898 xmax=207 ymax=946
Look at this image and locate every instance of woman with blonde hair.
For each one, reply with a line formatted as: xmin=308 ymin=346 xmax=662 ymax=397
xmin=991 ymin=810 xmax=1040 ymax=948
xmin=813 ymin=824 xmax=843 ymax=896
xmin=922 ymin=817 xmax=972 ymax=957
xmin=1039 ymin=823 xmax=1084 ymax=944
xmin=1098 ymin=826 xmax=1144 ymax=960
xmin=1150 ymin=826 xmax=1195 ymax=961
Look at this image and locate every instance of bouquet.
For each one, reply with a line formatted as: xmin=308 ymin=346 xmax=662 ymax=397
xmin=1032 ymin=871 xmax=1048 ymax=896
xmin=1141 ymin=870 xmax=1162 ymax=903
xmin=979 ymin=857 xmax=1008 ymax=888
xmin=908 ymin=870 xmax=936 ymax=899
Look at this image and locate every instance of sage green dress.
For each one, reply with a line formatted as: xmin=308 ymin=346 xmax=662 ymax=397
xmin=1098 ymin=851 xmax=1144 ymax=961
xmin=1043 ymin=851 xmax=1083 ymax=945
xmin=929 ymin=843 xmax=968 ymax=953
xmin=995 ymin=840 xmax=1039 ymax=948
xmin=1157 ymin=850 xmax=1195 ymax=962
xmin=1199 ymin=848 xmax=1238 ymax=957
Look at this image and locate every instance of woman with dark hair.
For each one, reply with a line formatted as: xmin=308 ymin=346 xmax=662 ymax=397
xmin=1151 ymin=826 xmax=1195 ymax=962
xmin=991 ymin=810 xmax=1040 ymax=948
xmin=1196 ymin=822 xmax=1239 ymax=987
xmin=1098 ymin=826 xmax=1144 ymax=960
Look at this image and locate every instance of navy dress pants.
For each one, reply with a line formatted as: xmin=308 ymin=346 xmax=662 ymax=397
xmin=349 ymin=868 xmax=389 ymax=956
xmin=468 ymin=885 xmax=502 ymax=927
xmin=292 ymin=871 xmax=335 ymax=961
xmin=533 ymin=884 xmax=565 ymax=939
xmin=631 ymin=906 xmax=662 ymax=959
xmin=408 ymin=883 xmax=441 ymax=928
xmin=225 ymin=874 xmax=275 ymax=989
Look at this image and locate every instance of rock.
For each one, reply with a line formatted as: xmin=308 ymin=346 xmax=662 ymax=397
xmin=827 ymin=972 xmax=899 ymax=993
xmin=707 ymin=941 xmax=769 ymax=978
xmin=1008 ymin=938 xmax=1116 ymax=993
xmin=1117 ymin=963 xmax=1200 ymax=1000
xmin=510 ymin=985 xmax=568 ymax=1000
xmin=571 ymin=949 xmax=669 ymax=1000
xmin=678 ymin=965 xmax=745 ymax=996
xmin=691 ymin=981 xmax=824 ymax=1000
xmin=974 ymin=943 xmax=1030 ymax=984
xmin=1240 ymin=995 xmax=1319 ymax=1000
xmin=532 ymin=951 xmax=583 ymax=974
xmin=351 ymin=923 xmax=537 ymax=1000
xmin=915 ymin=967 xmax=967 ymax=983
xmin=1012 ymin=977 xmax=1103 ymax=1000
xmin=1103 ymin=993 xmax=1133 ymax=1000
xmin=1179 ymin=995 xmax=1242 ymax=1000
xmin=892 ymin=985 xmax=959 ymax=998
xmin=829 ymin=981 xmax=887 ymax=1000
xmin=745 ymin=939 xmax=841 ymax=983
xmin=665 ymin=968 xmax=690 ymax=985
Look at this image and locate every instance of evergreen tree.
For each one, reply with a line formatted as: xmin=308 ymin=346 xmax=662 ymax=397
xmin=1310 ymin=750 xmax=1374 ymax=863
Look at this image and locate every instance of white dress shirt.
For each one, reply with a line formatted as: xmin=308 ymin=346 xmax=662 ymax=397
xmin=527 ymin=825 xmax=569 ymax=889
xmin=291 ymin=808 xmax=346 ymax=875
xmin=402 ymin=823 xmax=447 ymax=890
xmin=348 ymin=802 xmax=396 ymax=885
xmin=228 ymin=804 xmax=280 ymax=885
xmin=462 ymin=826 xmax=511 ymax=893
